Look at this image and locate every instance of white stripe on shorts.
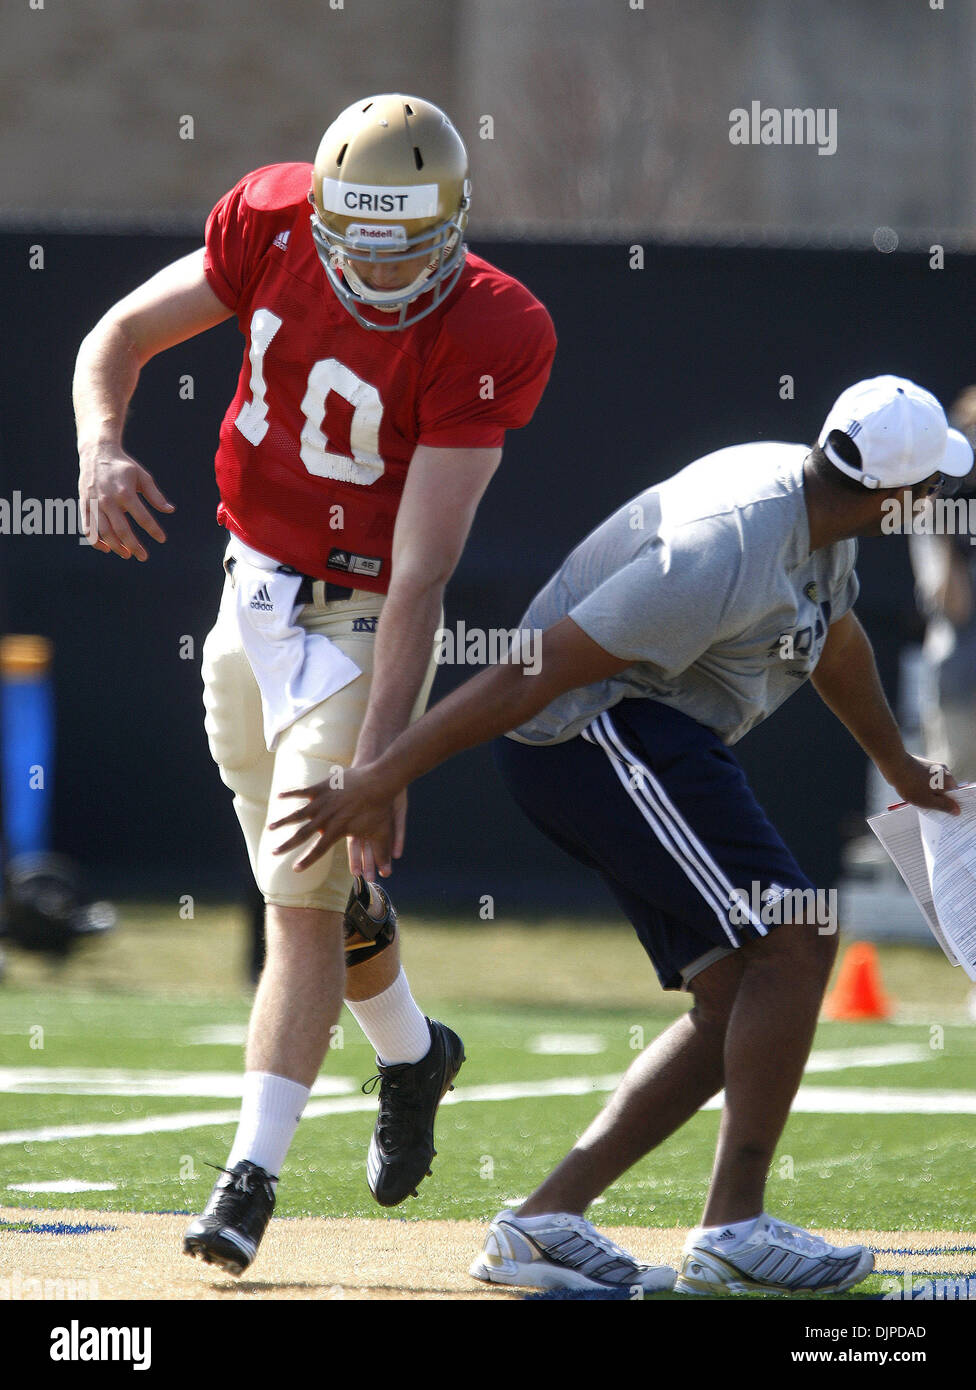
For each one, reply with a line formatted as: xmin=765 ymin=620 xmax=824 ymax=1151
xmin=583 ymin=709 xmax=766 ymax=942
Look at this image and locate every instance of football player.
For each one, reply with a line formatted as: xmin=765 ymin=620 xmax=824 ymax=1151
xmin=74 ymin=94 xmax=556 ymax=1275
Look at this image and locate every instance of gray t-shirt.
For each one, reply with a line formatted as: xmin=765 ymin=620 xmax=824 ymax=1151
xmin=510 ymin=442 xmax=859 ymax=746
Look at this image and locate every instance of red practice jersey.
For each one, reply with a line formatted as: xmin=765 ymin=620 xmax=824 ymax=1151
xmin=203 ymin=163 xmax=557 ymax=591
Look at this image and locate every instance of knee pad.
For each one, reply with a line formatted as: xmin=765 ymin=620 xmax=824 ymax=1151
xmin=343 ymin=876 xmax=397 ymax=967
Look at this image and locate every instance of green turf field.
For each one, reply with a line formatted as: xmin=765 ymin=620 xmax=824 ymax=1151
xmin=2 ymin=906 xmax=976 ymax=1298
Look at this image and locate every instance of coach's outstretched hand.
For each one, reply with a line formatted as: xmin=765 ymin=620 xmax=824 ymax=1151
xmin=880 ymin=751 xmax=961 ymax=815
xmin=79 ymin=444 xmax=175 ymax=561
xmin=270 ymin=765 xmax=401 ymax=875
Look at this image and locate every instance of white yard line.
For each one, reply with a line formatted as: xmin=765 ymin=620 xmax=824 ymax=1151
xmin=0 ymin=1078 xmax=625 ymax=1146
xmin=801 ymin=1044 xmax=930 ymax=1071
xmin=0 ymin=1042 xmax=928 ymax=1100
xmin=1 ymin=1081 xmax=972 ymax=1148
xmin=6 ymin=1180 xmax=118 ymax=1193
xmin=730 ymin=1088 xmax=976 ymax=1116
xmin=0 ymin=1068 xmax=356 ymax=1099
xmin=181 ymin=1025 xmax=249 ymax=1045
xmin=0 ymin=1043 xmax=950 ymax=1147
xmin=528 ymin=1033 xmax=607 ymax=1055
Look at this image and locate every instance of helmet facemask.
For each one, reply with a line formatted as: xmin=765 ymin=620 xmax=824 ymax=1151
xmin=309 ymin=194 xmax=469 ymax=331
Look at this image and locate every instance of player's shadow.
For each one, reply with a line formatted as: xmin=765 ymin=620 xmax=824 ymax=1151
xmin=218 ymin=1280 xmax=339 ymax=1294
xmin=221 ymin=1279 xmax=516 ymax=1298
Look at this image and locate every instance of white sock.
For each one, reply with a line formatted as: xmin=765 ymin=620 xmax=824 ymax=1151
xmin=346 ymin=969 xmax=431 ymax=1065
xmin=225 ymin=1071 xmax=310 ymax=1181
xmin=698 ymin=1214 xmax=762 ymax=1247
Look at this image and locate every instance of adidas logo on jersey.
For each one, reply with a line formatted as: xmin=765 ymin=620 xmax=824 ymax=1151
xmin=250 ymin=584 xmax=274 ymax=611
xmin=273 ymin=230 xmax=290 ymax=251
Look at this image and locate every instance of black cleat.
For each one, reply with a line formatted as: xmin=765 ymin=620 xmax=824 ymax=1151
xmin=362 ymin=1018 xmax=465 ymax=1207
xmin=183 ymin=1160 xmax=276 ymax=1276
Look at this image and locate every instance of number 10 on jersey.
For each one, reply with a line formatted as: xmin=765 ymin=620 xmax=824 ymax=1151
xmin=234 ymin=308 xmax=386 ymax=485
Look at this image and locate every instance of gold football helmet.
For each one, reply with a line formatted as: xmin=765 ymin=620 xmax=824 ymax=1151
xmin=310 ymin=94 xmax=471 ymax=331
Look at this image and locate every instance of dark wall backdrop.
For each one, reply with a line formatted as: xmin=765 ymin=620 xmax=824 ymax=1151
xmin=1 ymin=232 xmax=967 ymax=913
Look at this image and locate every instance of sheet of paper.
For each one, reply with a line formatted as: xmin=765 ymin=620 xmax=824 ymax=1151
xmin=918 ymin=786 xmax=976 ymax=980
xmin=868 ymin=803 xmax=958 ymax=964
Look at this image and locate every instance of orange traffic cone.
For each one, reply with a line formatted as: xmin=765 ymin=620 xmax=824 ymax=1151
xmin=823 ymin=942 xmax=892 ymax=1021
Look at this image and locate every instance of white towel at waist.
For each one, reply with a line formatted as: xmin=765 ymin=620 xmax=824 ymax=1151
xmin=226 ymin=538 xmax=362 ymax=751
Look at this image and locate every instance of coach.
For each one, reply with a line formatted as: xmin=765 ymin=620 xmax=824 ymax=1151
xmin=273 ymin=375 xmax=972 ymax=1295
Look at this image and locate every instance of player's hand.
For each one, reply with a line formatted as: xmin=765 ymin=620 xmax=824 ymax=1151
xmin=881 ymin=751 xmax=961 ymax=815
xmin=78 ymin=444 xmax=175 ymax=561
xmin=270 ymin=765 xmax=400 ymax=875
xmin=349 ymin=788 xmax=407 ymax=882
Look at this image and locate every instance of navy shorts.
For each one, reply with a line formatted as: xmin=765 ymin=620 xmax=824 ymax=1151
xmin=493 ymin=699 xmax=817 ymax=991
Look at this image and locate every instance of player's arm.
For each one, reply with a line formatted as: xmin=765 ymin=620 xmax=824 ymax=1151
xmin=273 ymin=616 xmax=631 ymax=873
xmin=74 ymin=247 xmax=234 ymax=560
xmin=347 ymin=442 xmax=503 ymax=875
xmin=810 ymin=609 xmax=959 ymax=813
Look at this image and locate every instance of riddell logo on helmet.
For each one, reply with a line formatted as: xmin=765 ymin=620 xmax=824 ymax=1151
xmin=347 ymin=224 xmax=408 ymax=246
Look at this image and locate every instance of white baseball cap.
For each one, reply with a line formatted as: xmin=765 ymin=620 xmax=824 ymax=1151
xmin=818 ymin=375 xmax=974 ymax=489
